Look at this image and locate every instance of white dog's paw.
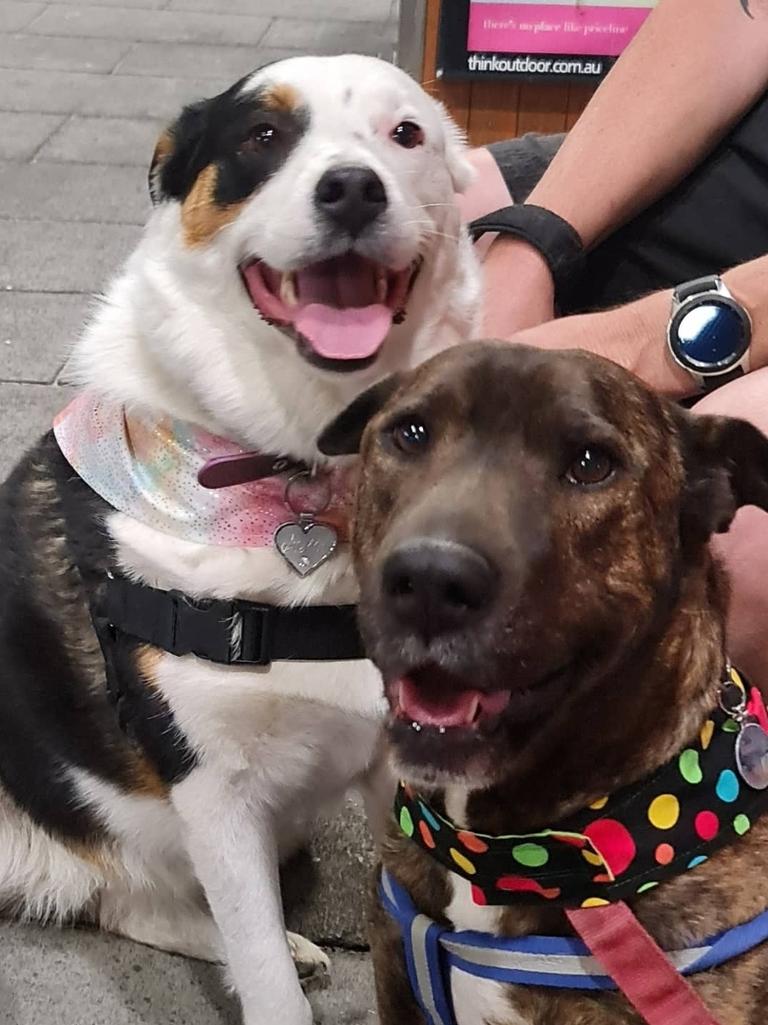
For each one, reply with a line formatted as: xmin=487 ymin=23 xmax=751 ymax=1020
xmin=287 ymin=931 xmax=331 ymax=992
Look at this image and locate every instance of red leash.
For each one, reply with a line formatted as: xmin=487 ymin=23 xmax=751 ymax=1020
xmin=566 ymin=902 xmax=721 ymax=1025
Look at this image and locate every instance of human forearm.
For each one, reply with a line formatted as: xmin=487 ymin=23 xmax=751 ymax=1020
xmin=509 ymin=254 xmax=768 ymax=397
xmin=526 ymin=0 xmax=768 ymax=248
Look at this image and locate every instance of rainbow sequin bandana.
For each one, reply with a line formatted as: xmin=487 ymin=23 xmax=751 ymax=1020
xmin=54 ymin=392 xmax=352 ymax=548
xmin=396 ymin=670 xmax=768 ymax=909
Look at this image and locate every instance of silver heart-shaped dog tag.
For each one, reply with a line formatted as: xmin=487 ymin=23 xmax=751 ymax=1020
xmin=736 ymin=721 xmax=768 ymax=790
xmin=274 ymin=519 xmax=338 ymax=577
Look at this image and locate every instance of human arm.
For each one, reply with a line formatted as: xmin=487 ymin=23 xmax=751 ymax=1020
xmin=507 ymin=253 xmax=768 ymax=397
xmin=475 ymin=0 xmax=768 ymax=335
xmin=526 ymin=0 xmax=768 ymax=248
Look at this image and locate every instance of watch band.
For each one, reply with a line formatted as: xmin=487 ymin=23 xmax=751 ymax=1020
xmin=672 ymin=274 xmax=725 ymax=305
xmin=700 ymin=366 xmax=745 ymax=392
xmin=469 ymin=204 xmax=585 ymax=309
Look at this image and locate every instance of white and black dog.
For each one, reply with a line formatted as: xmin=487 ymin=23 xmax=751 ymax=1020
xmin=0 ymin=55 xmax=478 ymax=1025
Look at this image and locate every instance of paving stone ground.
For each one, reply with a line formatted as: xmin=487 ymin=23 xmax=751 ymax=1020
xmin=0 ymin=1 xmax=398 ymax=1021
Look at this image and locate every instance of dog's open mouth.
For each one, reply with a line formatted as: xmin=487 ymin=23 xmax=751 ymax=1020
xmin=387 ymin=660 xmax=574 ymax=737
xmin=240 ymin=253 xmax=420 ymax=366
xmin=388 ymin=665 xmax=512 ymax=733
xmin=386 ymin=661 xmax=573 ymax=781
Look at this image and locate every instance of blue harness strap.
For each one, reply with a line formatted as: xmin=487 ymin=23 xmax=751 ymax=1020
xmin=380 ymin=869 xmax=768 ymax=1024
xmin=380 ymin=867 xmax=455 ymax=1025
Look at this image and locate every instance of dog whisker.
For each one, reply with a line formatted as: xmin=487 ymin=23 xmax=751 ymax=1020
xmin=402 ymin=221 xmax=461 ymax=245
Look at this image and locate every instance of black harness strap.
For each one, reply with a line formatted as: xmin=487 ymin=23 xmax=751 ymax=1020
xmin=100 ymin=573 xmax=366 ymax=667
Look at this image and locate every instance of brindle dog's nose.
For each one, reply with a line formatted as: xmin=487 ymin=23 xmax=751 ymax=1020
xmin=381 ymin=539 xmax=498 ymax=639
xmin=314 ymin=165 xmax=387 ymax=236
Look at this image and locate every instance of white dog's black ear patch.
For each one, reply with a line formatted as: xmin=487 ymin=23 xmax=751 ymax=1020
xmin=149 ymin=98 xmax=211 ymax=206
xmin=147 ymin=72 xmax=309 ymax=245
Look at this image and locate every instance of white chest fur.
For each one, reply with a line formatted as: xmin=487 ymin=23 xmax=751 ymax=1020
xmin=109 ymin=511 xmax=386 ymax=807
xmin=444 ymin=790 xmax=530 ymax=1025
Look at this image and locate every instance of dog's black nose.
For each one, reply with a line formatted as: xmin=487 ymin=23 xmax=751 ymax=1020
xmin=381 ymin=539 xmax=498 ymax=639
xmin=315 ymin=165 xmax=387 ymax=236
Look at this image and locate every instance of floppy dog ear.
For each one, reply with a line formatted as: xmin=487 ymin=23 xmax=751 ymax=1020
xmin=149 ymin=99 xmax=211 ymax=205
xmin=317 ymin=375 xmax=402 ymax=456
xmin=676 ymin=410 xmax=768 ymax=546
xmin=433 ymin=100 xmax=475 ymax=193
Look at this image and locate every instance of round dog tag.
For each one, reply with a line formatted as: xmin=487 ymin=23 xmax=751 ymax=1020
xmin=735 ymin=721 xmax=768 ymax=790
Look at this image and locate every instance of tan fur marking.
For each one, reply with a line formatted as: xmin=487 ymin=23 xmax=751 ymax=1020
xmin=152 ymin=129 xmax=174 ymax=168
xmin=263 ymin=82 xmax=300 ymax=113
xmin=129 ymin=762 xmax=170 ymax=800
xmin=181 ymin=165 xmax=244 ymax=247
xmin=149 ymin=129 xmax=175 ymax=200
xmin=63 ymin=837 xmax=115 ymax=873
xmin=135 ymin=643 xmax=162 ymax=685
xmin=127 ymin=644 xmax=171 ymax=799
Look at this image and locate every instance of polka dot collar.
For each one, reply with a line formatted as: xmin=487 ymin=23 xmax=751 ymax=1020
xmin=396 ymin=669 xmax=768 ymax=909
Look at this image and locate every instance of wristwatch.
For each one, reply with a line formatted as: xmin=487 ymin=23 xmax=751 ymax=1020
xmin=667 ymin=275 xmax=752 ymax=392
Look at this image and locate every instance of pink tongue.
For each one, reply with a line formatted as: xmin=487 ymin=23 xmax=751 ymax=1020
xmin=295 ymin=303 xmax=393 ymax=360
xmin=398 ymin=678 xmax=511 ymax=729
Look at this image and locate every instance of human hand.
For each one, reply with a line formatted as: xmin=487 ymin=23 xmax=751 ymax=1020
xmin=481 ymin=236 xmax=555 ymax=338
xmin=499 ymin=289 xmax=695 ymax=399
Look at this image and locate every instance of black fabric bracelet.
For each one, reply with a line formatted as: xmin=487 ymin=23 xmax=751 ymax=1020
xmin=469 ymin=204 xmax=586 ymax=309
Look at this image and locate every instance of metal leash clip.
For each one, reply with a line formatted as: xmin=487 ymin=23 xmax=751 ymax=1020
xmin=719 ymin=662 xmax=768 ymax=791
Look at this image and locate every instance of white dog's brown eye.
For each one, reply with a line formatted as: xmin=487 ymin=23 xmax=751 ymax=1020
xmin=390 ymin=416 xmax=429 ymax=454
xmin=391 ymin=121 xmax=424 ymax=149
xmin=242 ymin=123 xmax=278 ymax=151
xmin=565 ymin=447 xmax=615 ymax=486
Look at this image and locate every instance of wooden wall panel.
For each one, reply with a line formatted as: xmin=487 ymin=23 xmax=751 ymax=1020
xmin=516 ymin=82 xmax=570 ymax=136
xmin=565 ymin=83 xmax=594 ymax=129
xmin=421 ymin=0 xmax=470 ymax=133
xmin=420 ymin=0 xmax=598 ymax=145
xmin=466 ymin=81 xmax=520 ymax=146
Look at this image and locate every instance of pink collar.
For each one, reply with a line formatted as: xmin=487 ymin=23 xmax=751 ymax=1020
xmin=53 ymin=392 xmax=352 ymax=549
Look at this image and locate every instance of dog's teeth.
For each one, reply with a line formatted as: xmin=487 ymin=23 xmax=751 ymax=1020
xmin=376 ymin=268 xmax=387 ymax=303
xmin=438 ymin=726 xmax=446 ymax=735
xmin=411 ymin=721 xmax=422 ymax=732
xmin=280 ymin=272 xmax=298 ymax=307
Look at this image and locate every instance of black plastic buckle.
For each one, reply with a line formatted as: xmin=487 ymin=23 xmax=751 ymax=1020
xmin=99 ymin=572 xmax=281 ymax=667
xmin=228 ymin=602 xmax=276 ymax=666
xmin=166 ymin=591 xmax=243 ymax=665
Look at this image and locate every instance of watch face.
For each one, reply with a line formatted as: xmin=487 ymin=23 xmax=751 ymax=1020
xmin=669 ymin=296 xmax=751 ymax=374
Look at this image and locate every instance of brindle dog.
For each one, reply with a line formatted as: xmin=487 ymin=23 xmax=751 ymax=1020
xmin=319 ymin=341 xmax=768 ymax=1025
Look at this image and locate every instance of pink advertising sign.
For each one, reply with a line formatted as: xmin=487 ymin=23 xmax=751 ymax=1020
xmin=469 ymin=1 xmax=652 ymax=57
xmin=438 ymin=0 xmax=657 ymax=81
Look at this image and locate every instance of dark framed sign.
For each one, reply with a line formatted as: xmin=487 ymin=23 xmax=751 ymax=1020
xmin=437 ymin=0 xmax=656 ymax=83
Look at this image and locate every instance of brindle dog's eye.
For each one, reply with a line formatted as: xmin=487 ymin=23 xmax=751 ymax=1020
xmin=565 ymin=446 xmax=615 ymax=486
xmin=391 ymin=121 xmax=425 ymax=149
xmin=242 ymin=123 xmax=278 ymax=151
xmin=390 ymin=416 xmax=429 ymax=454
